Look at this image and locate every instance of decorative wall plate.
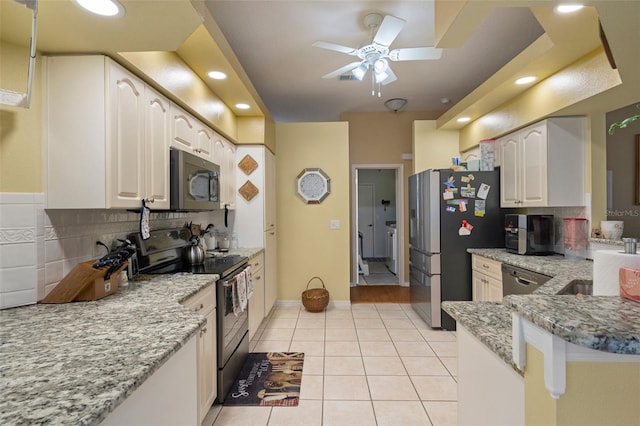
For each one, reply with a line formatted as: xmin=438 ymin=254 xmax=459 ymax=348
xmin=238 ymin=180 xmax=259 ymax=201
xmin=238 ymin=154 xmax=259 ymax=175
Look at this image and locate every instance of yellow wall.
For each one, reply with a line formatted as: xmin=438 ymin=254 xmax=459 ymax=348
xmin=0 ymin=41 xmax=42 ymax=192
xmin=413 ymin=120 xmax=460 ymax=173
xmin=275 ymin=122 xmax=350 ymax=301
xmin=344 ymin=111 xmax=440 ymax=283
xmin=524 ymin=344 xmax=640 ymax=425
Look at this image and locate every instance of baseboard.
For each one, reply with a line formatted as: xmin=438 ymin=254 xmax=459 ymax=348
xmin=275 ymin=299 xmax=352 ymax=309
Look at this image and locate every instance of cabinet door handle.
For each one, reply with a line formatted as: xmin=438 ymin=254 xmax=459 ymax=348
xmin=482 ymin=264 xmax=490 ymax=269
xmin=195 ymin=303 xmax=204 ymax=312
xmin=256 ymin=275 xmax=261 ymax=280
xmin=200 ymin=326 xmax=207 ymax=336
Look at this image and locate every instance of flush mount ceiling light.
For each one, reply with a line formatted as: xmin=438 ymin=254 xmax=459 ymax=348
xmin=515 ymin=76 xmax=536 ymax=85
xmin=384 ymin=98 xmax=407 ymax=112
xmin=457 ymin=117 xmax=471 ymax=123
xmin=207 ymin=71 xmax=227 ymax=80
xmin=73 ymin=0 xmax=125 ymax=17
xmin=555 ymin=4 xmax=584 ymax=14
xmin=235 ymin=103 xmax=250 ymax=110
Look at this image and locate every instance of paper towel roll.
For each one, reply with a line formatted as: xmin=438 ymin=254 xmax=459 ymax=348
xmin=593 ymin=250 xmax=640 ymax=296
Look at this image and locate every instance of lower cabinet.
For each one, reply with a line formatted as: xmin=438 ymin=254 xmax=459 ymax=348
xmin=471 ymin=254 xmax=503 ymax=302
xmin=183 ymin=285 xmax=217 ymax=424
xmin=457 ymin=325 xmax=524 ymax=425
xmin=102 ymin=337 xmax=198 ymax=426
xmin=248 ymin=252 xmax=265 ymax=340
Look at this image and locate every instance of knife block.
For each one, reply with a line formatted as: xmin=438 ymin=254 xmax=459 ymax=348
xmin=41 ymin=260 xmax=127 ymax=304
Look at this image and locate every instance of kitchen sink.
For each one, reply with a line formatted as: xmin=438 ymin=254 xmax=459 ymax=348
xmin=558 ymin=279 xmax=593 ymax=295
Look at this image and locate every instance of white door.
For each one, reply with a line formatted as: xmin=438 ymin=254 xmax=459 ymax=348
xmin=358 ymin=183 xmax=375 ymax=258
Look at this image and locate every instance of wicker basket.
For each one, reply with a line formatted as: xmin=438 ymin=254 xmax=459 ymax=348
xmin=301 ymin=277 xmax=329 ymax=312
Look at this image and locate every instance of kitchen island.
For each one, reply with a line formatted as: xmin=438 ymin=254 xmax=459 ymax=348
xmin=443 ymin=248 xmax=640 ymax=425
xmin=0 ymin=273 xmax=216 ymax=425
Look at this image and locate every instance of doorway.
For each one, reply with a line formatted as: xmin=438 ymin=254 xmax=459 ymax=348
xmin=351 ymin=164 xmax=404 ymax=289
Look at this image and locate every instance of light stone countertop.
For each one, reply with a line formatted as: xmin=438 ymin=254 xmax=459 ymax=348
xmin=443 ymin=248 xmax=640 ymax=373
xmin=0 ymin=247 xmax=264 ymax=426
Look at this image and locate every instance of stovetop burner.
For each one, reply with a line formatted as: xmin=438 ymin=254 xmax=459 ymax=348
xmin=146 ymin=254 xmax=248 ymax=277
xmin=129 ymin=228 xmax=251 ymax=278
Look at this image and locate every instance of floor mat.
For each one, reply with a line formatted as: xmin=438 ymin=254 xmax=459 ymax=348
xmin=223 ymin=352 xmax=304 ymax=407
xmin=360 ymin=261 xmax=398 ymax=285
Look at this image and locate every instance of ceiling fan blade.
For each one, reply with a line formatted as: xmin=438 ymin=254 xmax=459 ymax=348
xmin=312 ymin=41 xmax=358 ymax=55
xmin=322 ymin=61 xmax=363 ymax=79
xmin=373 ymin=15 xmax=406 ymax=47
xmin=388 ymin=47 xmax=443 ymax=61
xmin=381 ymin=67 xmax=397 ymax=86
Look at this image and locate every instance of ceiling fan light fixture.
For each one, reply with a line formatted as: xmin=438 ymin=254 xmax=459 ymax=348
xmin=384 ymin=98 xmax=407 ymax=112
xmin=352 ymin=63 xmax=368 ymax=80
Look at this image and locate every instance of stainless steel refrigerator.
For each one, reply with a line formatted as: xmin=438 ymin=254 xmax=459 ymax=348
xmin=409 ymin=169 xmax=505 ymax=330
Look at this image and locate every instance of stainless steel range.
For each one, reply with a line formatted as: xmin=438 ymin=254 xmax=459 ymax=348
xmin=129 ymin=228 xmax=250 ymax=404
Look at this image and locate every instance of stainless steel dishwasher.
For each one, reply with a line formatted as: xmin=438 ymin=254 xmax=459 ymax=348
xmin=502 ymin=264 xmax=552 ymax=296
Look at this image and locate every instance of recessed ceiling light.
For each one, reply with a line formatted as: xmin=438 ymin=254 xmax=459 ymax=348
xmin=555 ymin=4 xmax=584 ymax=14
xmin=73 ymin=0 xmax=125 ymax=17
xmin=515 ymin=76 xmax=536 ymax=85
xmin=235 ymin=103 xmax=250 ymax=110
xmin=457 ymin=117 xmax=471 ymax=123
xmin=207 ymin=71 xmax=227 ymax=80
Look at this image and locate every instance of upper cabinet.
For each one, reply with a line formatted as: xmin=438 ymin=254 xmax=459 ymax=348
xmin=498 ymin=117 xmax=586 ymax=208
xmin=213 ymin=135 xmax=237 ymax=210
xmin=170 ymin=104 xmax=214 ymax=162
xmin=45 ymin=55 xmax=169 ymax=209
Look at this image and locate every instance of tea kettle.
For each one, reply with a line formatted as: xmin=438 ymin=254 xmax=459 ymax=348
xmin=184 ymin=236 xmax=205 ymax=265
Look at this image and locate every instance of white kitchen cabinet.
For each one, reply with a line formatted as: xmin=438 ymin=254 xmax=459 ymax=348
xmin=457 ymin=325 xmax=524 ymax=425
xmin=183 ymin=285 xmax=217 ymax=424
xmin=170 ymin=104 xmax=214 ymax=162
xmin=265 ymin=149 xmax=276 ymax=230
xmin=498 ymin=117 xmax=586 ymax=208
xmin=235 ymin=146 xmax=277 ymax=316
xmin=212 ymin=135 xmax=237 ymax=209
xmin=223 ymin=142 xmax=237 ymax=209
xmin=101 ymin=337 xmax=198 ymax=426
xmin=45 ymin=55 xmax=168 ymax=209
xmin=471 ymin=254 xmax=503 ymax=302
xmin=144 ymin=87 xmax=171 ymax=209
xmin=248 ymin=252 xmax=265 ymax=340
xmin=264 ymin=228 xmax=277 ymax=315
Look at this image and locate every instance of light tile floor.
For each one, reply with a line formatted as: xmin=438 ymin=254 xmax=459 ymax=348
xmin=210 ymin=303 xmax=457 ymax=426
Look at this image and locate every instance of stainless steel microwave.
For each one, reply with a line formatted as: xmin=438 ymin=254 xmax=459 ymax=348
xmin=170 ymin=149 xmax=220 ymax=211
xmin=505 ymin=214 xmax=554 ymax=255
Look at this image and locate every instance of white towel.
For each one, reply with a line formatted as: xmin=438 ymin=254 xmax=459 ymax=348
xmin=233 ymin=270 xmax=248 ymax=316
xmin=246 ymin=267 xmax=254 ymax=299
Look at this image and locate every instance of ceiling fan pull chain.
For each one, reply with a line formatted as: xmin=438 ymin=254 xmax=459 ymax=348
xmin=371 ymin=72 xmax=375 ymax=96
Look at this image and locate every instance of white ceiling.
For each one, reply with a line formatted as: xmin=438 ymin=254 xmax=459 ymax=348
xmin=204 ymin=1 xmax=544 ymax=122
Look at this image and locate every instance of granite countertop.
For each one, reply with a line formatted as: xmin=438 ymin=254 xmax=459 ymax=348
xmin=503 ymin=294 xmax=640 ymax=354
xmin=443 ymin=248 xmax=640 ymax=372
xmin=0 ymin=273 xmax=217 ymax=426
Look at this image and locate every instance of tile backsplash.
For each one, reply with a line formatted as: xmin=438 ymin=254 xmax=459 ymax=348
xmin=0 ymin=192 xmax=232 ymax=309
xmin=524 ymin=205 xmax=589 ymax=254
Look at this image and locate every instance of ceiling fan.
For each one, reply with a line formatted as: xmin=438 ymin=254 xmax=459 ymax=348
xmin=313 ymin=13 xmax=442 ymax=96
